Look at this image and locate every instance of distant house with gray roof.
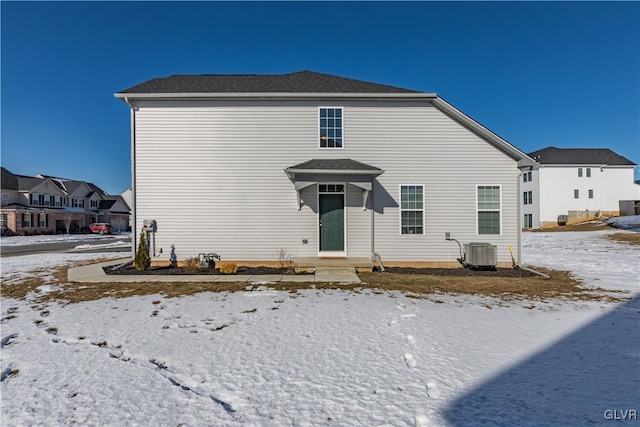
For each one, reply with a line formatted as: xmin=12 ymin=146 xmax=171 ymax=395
xmin=1 ymin=167 xmax=130 ymax=235
xmin=115 ymin=70 xmax=535 ymax=268
xmin=522 ymin=146 xmax=639 ymax=228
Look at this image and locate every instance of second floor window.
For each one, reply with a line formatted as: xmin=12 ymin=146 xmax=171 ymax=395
xmin=574 ymin=189 xmax=579 ymax=199
xmin=578 ymin=168 xmax=583 ymax=177
xmin=586 ymin=167 xmax=591 ymax=177
xmin=91 ymin=199 xmax=99 ymax=208
xmin=319 ymin=107 xmax=343 ymax=148
xmin=72 ymin=198 xmax=84 ymax=208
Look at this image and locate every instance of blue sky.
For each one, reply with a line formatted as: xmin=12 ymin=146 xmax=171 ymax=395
xmin=2 ymin=1 xmax=639 ymax=194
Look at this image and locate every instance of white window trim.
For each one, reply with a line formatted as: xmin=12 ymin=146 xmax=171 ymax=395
xmin=318 ymin=106 xmax=344 ymax=150
xmin=317 ymin=182 xmax=347 ymax=257
xmin=476 ymin=184 xmax=502 ymax=236
xmin=399 ymin=184 xmax=425 ymax=235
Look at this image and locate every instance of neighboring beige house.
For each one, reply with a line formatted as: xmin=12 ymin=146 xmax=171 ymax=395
xmin=1 ymin=167 xmax=130 ymax=235
xmin=116 ymin=70 xmax=536 ymax=267
xmin=522 ymin=147 xmax=640 ymax=228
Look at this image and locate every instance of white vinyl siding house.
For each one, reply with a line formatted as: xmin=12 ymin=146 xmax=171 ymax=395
xmin=523 ymin=147 xmax=639 ymax=228
xmin=117 ymin=71 xmax=534 ymax=266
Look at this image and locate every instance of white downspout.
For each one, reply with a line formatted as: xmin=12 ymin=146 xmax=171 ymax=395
xmin=124 ymin=97 xmax=136 ymax=258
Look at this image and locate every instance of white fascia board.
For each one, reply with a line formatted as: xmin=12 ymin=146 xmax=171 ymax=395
xmin=114 ymin=92 xmax=438 ymax=100
xmin=431 ymin=97 xmax=536 ymax=168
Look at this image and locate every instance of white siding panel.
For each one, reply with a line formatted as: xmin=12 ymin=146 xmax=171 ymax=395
xmin=134 ymin=101 xmax=521 ymax=263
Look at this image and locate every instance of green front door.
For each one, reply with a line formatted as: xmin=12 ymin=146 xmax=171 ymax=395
xmin=319 ymin=194 xmax=344 ymax=251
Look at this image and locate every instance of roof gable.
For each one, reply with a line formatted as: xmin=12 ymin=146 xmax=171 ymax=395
xmin=528 ymin=146 xmax=636 ymax=166
xmin=118 ymin=70 xmax=420 ymax=94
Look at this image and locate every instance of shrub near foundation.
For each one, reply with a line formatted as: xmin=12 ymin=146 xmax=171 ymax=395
xmin=182 ymin=257 xmax=202 ymax=274
xmin=219 ymin=263 xmax=238 ymax=275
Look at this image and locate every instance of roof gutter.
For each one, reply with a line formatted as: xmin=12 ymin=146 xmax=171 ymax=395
xmin=114 ymin=92 xmax=438 ymax=100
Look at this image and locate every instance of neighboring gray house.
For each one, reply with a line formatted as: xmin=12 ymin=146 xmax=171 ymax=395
xmin=115 ymin=71 xmax=535 ymax=267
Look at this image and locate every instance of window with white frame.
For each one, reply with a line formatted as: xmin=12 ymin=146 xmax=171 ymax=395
xmin=578 ymin=168 xmax=583 ymax=177
xmin=319 ymin=107 xmax=343 ymax=148
xmin=2 ymin=193 xmax=8 ymax=201
xmin=586 ymin=167 xmax=591 ymax=177
xmin=0 ymin=214 xmax=6 ymax=227
xmin=22 ymin=213 xmax=31 ymax=228
xmin=524 ymin=214 xmax=533 ymax=229
xmin=31 ymin=193 xmax=39 ymax=205
xmin=38 ymin=213 xmax=47 ymax=227
xmin=523 ymin=171 xmax=532 ymax=183
xmin=54 ymin=196 xmax=62 ymax=207
xmin=72 ymin=198 xmax=84 ymax=208
xmin=318 ymin=184 xmax=344 ymax=193
xmin=589 ymin=189 xmax=594 ymax=199
xmin=574 ymin=189 xmax=579 ymax=199
xmin=400 ymin=185 xmax=424 ymax=234
xmin=477 ymin=185 xmax=501 ymax=235
xmin=91 ymin=199 xmax=99 ymax=208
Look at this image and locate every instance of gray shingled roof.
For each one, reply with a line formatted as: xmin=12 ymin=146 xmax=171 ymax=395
xmin=119 ymin=71 xmax=420 ymax=94
xmin=1 ymin=167 xmax=18 ymax=190
xmin=286 ymin=159 xmax=383 ymax=173
xmin=528 ymin=146 xmax=636 ymax=166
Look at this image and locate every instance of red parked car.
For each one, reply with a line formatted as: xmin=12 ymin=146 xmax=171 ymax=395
xmin=89 ymin=223 xmax=112 ymax=235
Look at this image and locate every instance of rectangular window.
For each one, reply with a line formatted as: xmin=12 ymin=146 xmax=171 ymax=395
xmin=578 ymin=168 xmax=583 ymax=177
xmin=91 ymin=199 xmax=99 ymax=208
xmin=527 ymin=191 xmax=532 ymax=205
xmin=22 ymin=213 xmax=31 ymax=227
xmin=319 ymin=107 xmax=343 ymax=148
xmin=523 ymin=173 xmax=528 ymax=183
xmin=574 ymin=189 xmax=579 ymax=199
xmin=72 ymin=198 xmax=84 ymax=208
xmin=523 ymin=191 xmax=529 ymax=205
xmin=2 ymin=193 xmax=8 ymax=200
xmin=31 ymin=193 xmax=39 ymax=205
xmin=400 ymin=185 xmax=424 ymax=234
xmin=477 ymin=185 xmax=501 ymax=235
xmin=318 ymin=184 xmax=344 ymax=193
xmin=54 ymin=196 xmax=62 ymax=207
xmin=524 ymin=214 xmax=533 ymax=229
xmin=38 ymin=213 xmax=47 ymax=227
xmin=0 ymin=213 xmax=6 ymax=227
xmin=586 ymin=168 xmax=591 ymax=177
xmin=589 ymin=189 xmax=594 ymax=199
xmin=527 ymin=171 xmax=532 ymax=182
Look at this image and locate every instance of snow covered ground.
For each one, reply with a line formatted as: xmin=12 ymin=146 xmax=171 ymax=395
xmin=1 ymin=226 xmax=638 ymax=426
xmin=0 ymin=233 xmax=130 ymax=247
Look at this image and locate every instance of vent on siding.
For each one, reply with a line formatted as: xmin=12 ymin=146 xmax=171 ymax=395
xmin=464 ymin=243 xmax=497 ymax=268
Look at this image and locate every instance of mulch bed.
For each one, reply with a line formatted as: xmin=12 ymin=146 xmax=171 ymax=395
xmin=104 ymin=263 xmax=534 ymax=277
xmin=380 ymin=267 xmax=538 ymax=277
xmin=104 ymin=264 xmax=308 ymax=276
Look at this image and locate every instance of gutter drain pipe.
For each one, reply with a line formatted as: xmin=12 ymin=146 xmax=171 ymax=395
xmin=370 ymin=186 xmax=385 ymax=272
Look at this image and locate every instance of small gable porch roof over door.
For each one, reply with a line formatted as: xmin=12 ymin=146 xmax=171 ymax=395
xmin=285 ymin=159 xmax=384 ymax=210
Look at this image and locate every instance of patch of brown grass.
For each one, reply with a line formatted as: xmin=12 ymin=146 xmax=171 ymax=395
xmin=528 ymin=221 xmax=613 ymax=232
xmin=359 ymin=267 xmax=626 ymax=302
xmin=606 ymin=232 xmax=640 ymax=245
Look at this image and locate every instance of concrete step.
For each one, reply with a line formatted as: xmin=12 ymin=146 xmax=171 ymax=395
xmin=314 ymin=266 xmax=360 ymax=284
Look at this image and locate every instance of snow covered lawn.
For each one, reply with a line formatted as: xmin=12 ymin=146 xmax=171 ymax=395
xmin=1 ymin=227 xmax=638 ymax=426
